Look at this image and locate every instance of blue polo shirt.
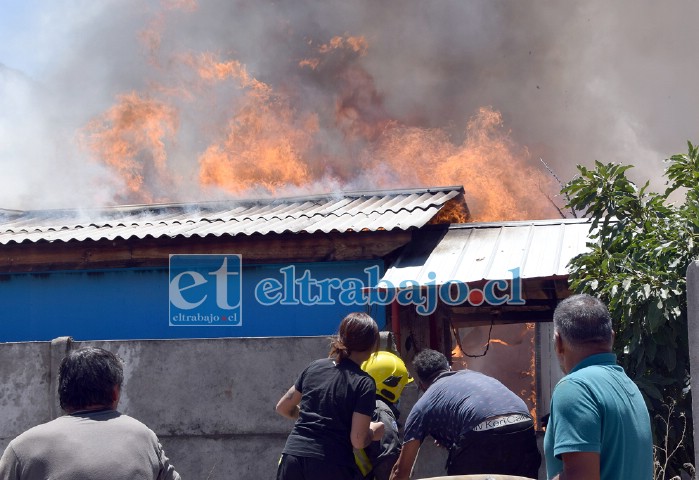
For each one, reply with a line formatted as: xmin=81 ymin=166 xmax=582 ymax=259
xmin=403 ymin=370 xmax=530 ymax=449
xmin=544 ymin=353 xmax=653 ymax=480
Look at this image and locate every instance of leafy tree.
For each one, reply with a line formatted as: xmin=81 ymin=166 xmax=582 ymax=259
xmin=561 ymin=142 xmax=699 ymax=478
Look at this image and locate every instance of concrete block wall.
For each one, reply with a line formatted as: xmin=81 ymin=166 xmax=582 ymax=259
xmin=0 ymin=341 xmax=52 ymax=441
xmin=0 ymin=336 xmax=448 ymax=479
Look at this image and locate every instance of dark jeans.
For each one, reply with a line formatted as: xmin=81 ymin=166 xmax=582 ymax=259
xmin=447 ymin=425 xmax=542 ymax=478
xmin=371 ymin=453 xmax=399 ymax=480
xmin=276 ymin=453 xmax=359 ymax=480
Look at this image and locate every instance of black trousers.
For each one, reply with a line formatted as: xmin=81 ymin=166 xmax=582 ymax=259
xmin=447 ymin=425 xmax=542 ymax=478
xmin=276 ymin=453 xmax=359 ymax=480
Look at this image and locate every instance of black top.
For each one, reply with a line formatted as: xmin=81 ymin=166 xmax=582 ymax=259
xmin=282 ymin=357 xmax=376 ymax=465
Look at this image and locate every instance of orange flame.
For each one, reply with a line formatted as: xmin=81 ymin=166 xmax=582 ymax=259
xmin=139 ymin=1 xmax=198 ymax=66
xmin=80 ymin=6 xmax=559 ymax=221
xmin=318 ymin=35 xmax=368 ymax=55
xmin=451 ymin=343 xmax=469 ymax=370
xmin=80 ymin=92 xmax=178 ymax=203
xmin=197 ymin=105 xmax=318 ymax=194
xmin=191 ymin=52 xmax=269 ymax=92
xmin=191 ymin=53 xmax=319 ymax=194
xmin=525 ymin=323 xmax=537 ymax=425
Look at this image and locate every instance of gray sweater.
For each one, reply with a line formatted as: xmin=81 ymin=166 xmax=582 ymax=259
xmin=0 ymin=410 xmax=180 ymax=480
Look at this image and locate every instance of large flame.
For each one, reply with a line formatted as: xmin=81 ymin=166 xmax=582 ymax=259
xmin=80 ymin=2 xmax=558 ymax=220
xmin=192 ymin=53 xmax=319 ymax=193
xmin=80 ymin=93 xmax=178 ymax=204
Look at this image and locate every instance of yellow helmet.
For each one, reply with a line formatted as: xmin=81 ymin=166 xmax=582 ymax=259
xmin=361 ymin=351 xmax=413 ymax=403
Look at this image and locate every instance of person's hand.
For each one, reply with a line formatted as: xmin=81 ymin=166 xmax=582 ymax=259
xmin=370 ymin=421 xmax=385 ymax=441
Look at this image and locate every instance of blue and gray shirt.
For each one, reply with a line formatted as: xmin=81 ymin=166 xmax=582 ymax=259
xmin=403 ymin=369 xmax=530 ymax=449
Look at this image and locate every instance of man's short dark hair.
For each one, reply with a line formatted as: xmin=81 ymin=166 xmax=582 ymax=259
xmin=58 ymin=347 xmax=124 ymax=411
xmin=412 ymin=349 xmax=449 ymax=384
xmin=553 ymin=294 xmax=613 ymax=345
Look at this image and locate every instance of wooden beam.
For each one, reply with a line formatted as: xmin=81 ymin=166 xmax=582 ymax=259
xmin=0 ymin=230 xmax=413 ymax=273
xmin=450 ymin=309 xmax=555 ymax=327
xmin=451 ymin=299 xmax=557 ymax=315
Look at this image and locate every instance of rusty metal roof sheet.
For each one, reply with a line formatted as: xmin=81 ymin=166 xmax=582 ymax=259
xmin=380 ymin=218 xmax=592 ymax=285
xmin=0 ymin=186 xmax=465 ymax=245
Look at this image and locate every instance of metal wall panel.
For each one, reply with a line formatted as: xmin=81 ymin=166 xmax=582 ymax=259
xmin=381 ymin=219 xmax=593 ymax=286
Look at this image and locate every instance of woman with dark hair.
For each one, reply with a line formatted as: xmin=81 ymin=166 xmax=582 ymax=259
xmin=275 ymin=312 xmax=385 ymax=480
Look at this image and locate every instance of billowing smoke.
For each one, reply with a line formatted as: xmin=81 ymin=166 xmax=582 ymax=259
xmin=1 ymin=0 xmax=697 ymax=219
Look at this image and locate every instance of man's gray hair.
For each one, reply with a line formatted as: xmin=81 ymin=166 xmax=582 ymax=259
xmin=553 ymin=294 xmax=613 ymax=345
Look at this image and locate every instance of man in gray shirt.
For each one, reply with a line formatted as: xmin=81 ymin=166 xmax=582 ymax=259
xmin=0 ymin=346 xmax=180 ymax=480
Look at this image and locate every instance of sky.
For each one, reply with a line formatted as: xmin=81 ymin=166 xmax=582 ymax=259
xmin=1 ymin=0 xmax=699 ymax=217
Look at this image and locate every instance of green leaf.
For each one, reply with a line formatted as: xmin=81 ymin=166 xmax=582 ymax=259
xmin=646 ymin=298 xmax=665 ymax=333
xmin=562 ymin=143 xmax=699 ymax=475
xmin=635 ymin=378 xmax=663 ymax=401
xmin=659 ymin=346 xmax=677 ymax=372
xmin=622 ymin=277 xmax=632 ymax=291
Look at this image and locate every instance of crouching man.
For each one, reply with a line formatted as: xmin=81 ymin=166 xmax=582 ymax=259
xmin=389 ymin=349 xmax=540 ymax=479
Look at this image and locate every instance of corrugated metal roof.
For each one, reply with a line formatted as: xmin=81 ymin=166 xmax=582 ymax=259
xmin=0 ymin=186 xmax=465 ymax=245
xmin=380 ymin=218 xmax=592 ymax=286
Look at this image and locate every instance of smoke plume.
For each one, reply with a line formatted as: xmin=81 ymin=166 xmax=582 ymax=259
xmin=1 ymin=0 xmax=697 ymax=220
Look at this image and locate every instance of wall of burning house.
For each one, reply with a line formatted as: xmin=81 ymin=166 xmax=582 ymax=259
xmin=0 ymin=260 xmax=386 ymax=342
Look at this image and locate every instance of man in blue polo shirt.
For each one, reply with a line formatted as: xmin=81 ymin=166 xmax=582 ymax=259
xmin=389 ymin=349 xmax=541 ymax=479
xmin=544 ymin=294 xmax=653 ymax=479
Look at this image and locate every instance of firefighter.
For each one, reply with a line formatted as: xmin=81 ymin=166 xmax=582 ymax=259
xmin=355 ymin=351 xmax=413 ymax=480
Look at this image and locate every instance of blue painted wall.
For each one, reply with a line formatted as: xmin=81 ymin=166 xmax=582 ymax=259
xmin=0 ymin=260 xmax=386 ymax=342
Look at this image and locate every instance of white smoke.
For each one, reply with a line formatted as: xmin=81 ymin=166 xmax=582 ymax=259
xmin=1 ymin=0 xmax=697 ymax=210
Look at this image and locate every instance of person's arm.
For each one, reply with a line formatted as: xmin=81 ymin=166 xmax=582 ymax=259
xmin=156 ymin=441 xmax=182 ymax=480
xmin=551 ymin=451 xmax=600 ymax=480
xmin=0 ymin=445 xmax=19 ymax=480
xmin=350 ymin=411 xmax=385 ymax=449
xmin=275 ymin=385 xmax=302 ymax=419
xmin=389 ymin=439 xmax=420 ymax=480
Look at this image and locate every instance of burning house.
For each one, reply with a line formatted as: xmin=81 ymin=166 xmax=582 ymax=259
xmin=0 ymin=186 xmax=468 ymax=341
xmin=0 ymin=5 xmax=597 ymax=477
xmin=0 ymin=182 xmax=595 ymax=480
xmin=3 ymin=0 xmax=692 ymax=477
xmin=0 ymin=183 xmax=591 ymax=445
